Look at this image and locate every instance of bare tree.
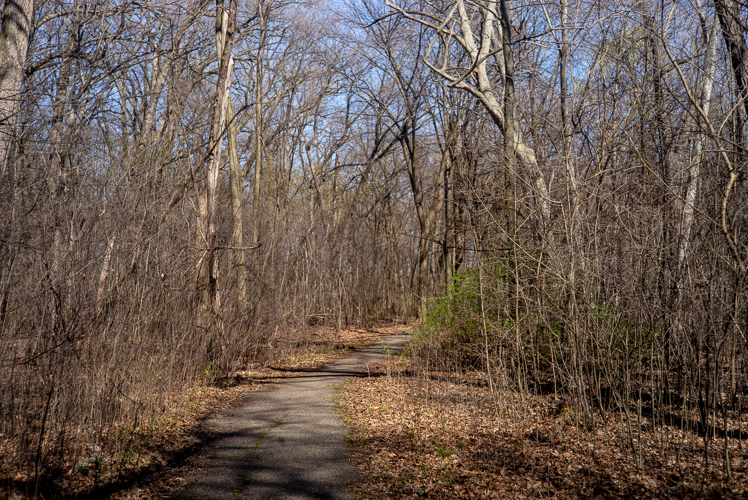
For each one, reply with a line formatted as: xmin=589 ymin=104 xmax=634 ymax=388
xmin=385 ymin=0 xmax=553 ymax=237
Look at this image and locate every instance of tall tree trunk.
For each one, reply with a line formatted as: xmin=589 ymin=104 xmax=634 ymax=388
xmin=216 ymin=1 xmax=246 ymax=309
xmin=47 ymin=2 xmax=87 ymax=316
xmin=713 ymin=0 xmax=748 ymax=275
xmin=0 ymin=0 xmax=34 ymax=177
xmin=462 ymin=0 xmax=551 ymax=232
xmin=201 ymin=0 xmax=237 ymax=313
xmin=716 ymin=0 xmax=748 ymax=157
xmin=559 ymin=0 xmax=581 ymax=270
xmin=252 ymin=1 xmax=268 ymax=249
xmin=444 ymin=135 xmax=454 ymax=294
xmin=48 ymin=46 xmax=75 ymax=294
xmin=386 ymin=0 xmax=553 ymax=238
xmin=679 ymin=15 xmax=718 ymax=266
xmin=227 ymin=98 xmax=246 ymax=308
xmin=400 ymin=120 xmax=451 ymax=315
xmin=499 ymin=0 xmax=517 ymax=229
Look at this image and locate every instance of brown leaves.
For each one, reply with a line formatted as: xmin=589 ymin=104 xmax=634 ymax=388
xmin=337 ymin=359 xmax=748 ymax=500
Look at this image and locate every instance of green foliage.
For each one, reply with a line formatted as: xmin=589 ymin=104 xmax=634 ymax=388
xmin=417 ymin=263 xmax=512 ymax=369
xmin=424 ymin=267 xmax=482 ymax=334
xmin=203 ymin=362 xmax=216 ymax=384
xmin=419 ymin=257 xmax=667 ymax=405
xmin=440 ymin=464 xmax=455 ymax=484
xmin=435 ymin=443 xmax=452 ymax=458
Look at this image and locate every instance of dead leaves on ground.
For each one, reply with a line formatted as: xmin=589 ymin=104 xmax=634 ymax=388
xmin=337 ymin=357 xmax=748 ymax=500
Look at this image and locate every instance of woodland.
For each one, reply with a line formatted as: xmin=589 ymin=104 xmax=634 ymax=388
xmin=0 ymin=0 xmax=747 ymax=497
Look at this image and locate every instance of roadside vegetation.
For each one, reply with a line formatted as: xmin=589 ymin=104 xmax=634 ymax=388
xmin=2 ymin=323 xmax=404 ymax=499
xmin=338 ymin=263 xmax=748 ymax=499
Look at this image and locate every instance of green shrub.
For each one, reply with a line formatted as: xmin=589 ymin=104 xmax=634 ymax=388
xmin=417 ymin=263 xmax=513 ymax=370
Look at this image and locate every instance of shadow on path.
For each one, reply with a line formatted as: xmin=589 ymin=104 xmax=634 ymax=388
xmin=164 ymin=334 xmax=410 ymax=500
xmin=46 ymin=333 xmax=411 ymax=500
xmin=164 ymin=331 xmax=412 ymax=500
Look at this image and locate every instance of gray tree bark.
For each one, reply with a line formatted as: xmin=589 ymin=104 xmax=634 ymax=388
xmin=201 ymin=0 xmax=237 ymax=313
xmin=679 ymin=12 xmax=718 ymax=266
xmin=216 ymin=1 xmax=247 ymax=308
xmin=386 ymin=0 xmax=553 ymax=235
xmin=0 ymin=0 xmax=34 ymax=176
xmin=252 ymin=1 xmax=270 ymax=249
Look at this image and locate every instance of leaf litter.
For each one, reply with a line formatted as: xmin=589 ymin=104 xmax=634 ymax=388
xmin=337 ymin=354 xmax=748 ymax=500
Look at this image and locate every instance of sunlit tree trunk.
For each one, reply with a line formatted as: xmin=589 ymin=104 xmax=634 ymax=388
xmin=679 ymin=15 xmax=718 ymax=267
xmin=387 ymin=0 xmax=553 ymax=236
xmin=201 ymin=0 xmax=237 ymax=313
xmin=559 ymin=0 xmax=581 ymax=269
xmin=216 ymin=1 xmax=247 ymax=308
xmin=716 ymin=0 xmax=748 ymax=157
xmin=252 ymin=1 xmax=269 ymax=249
xmin=0 ymin=0 xmax=33 ymax=176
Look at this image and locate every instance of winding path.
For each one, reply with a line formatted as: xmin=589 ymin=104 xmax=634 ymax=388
xmin=172 ymin=330 xmax=412 ymax=500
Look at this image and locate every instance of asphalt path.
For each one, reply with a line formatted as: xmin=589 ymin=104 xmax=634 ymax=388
xmin=172 ymin=330 xmax=412 ymax=500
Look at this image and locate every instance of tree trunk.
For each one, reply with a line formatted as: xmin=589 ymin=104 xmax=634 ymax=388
xmin=716 ymin=0 xmax=748 ymax=156
xmin=679 ymin=15 xmax=718 ymax=266
xmin=713 ymin=0 xmax=748 ymax=275
xmin=400 ymin=121 xmax=450 ymax=315
xmin=559 ymin=0 xmax=581 ymax=269
xmin=201 ymin=0 xmax=237 ymax=313
xmin=216 ymin=1 xmax=246 ymax=309
xmin=252 ymin=1 xmax=268 ymax=249
xmin=458 ymin=0 xmax=551 ymax=232
xmin=0 ymin=0 xmax=34 ymax=176
xmin=499 ymin=0 xmax=517 ymax=228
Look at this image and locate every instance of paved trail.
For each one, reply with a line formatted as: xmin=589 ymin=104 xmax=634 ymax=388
xmin=173 ymin=331 xmax=412 ymax=500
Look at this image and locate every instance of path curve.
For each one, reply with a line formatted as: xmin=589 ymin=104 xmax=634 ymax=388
xmin=172 ymin=330 xmax=412 ymax=500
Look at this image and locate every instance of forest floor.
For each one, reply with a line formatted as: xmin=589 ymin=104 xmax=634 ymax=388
xmin=336 ymin=353 xmax=748 ymax=500
xmin=18 ymin=322 xmax=748 ymax=499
